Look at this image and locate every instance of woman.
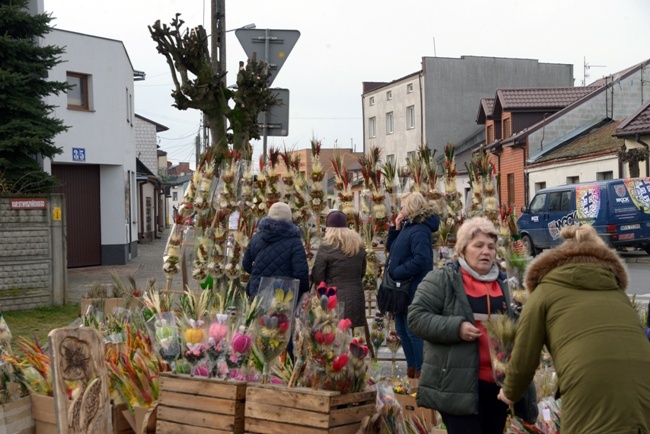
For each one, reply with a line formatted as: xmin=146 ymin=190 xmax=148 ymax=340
xmin=408 ymin=217 xmax=511 ymax=434
xmin=242 ymin=202 xmax=309 ymax=298
xmin=385 ymin=192 xmax=440 ymax=379
xmin=311 ymin=210 xmax=367 ymax=329
xmin=498 ymin=225 xmax=650 ymax=434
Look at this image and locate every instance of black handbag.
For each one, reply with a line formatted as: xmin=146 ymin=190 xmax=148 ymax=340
xmin=377 ymin=257 xmax=412 ymax=316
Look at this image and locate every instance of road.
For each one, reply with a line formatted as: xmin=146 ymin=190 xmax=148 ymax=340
xmin=625 ymin=262 xmax=650 ymax=303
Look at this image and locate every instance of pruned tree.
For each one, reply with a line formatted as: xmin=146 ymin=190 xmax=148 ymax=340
xmin=149 ymin=14 xmax=276 ymax=163
xmin=0 ymin=0 xmax=70 ymax=193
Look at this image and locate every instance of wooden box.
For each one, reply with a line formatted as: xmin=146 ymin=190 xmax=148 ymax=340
xmin=245 ymin=384 xmax=376 ymax=434
xmin=394 ymin=393 xmax=436 ymax=427
xmin=29 ymin=394 xmax=56 ymax=434
xmin=0 ymin=395 xmax=34 ymax=434
xmin=156 ymin=373 xmax=247 ymax=434
xmin=111 ymin=403 xmax=135 ymax=434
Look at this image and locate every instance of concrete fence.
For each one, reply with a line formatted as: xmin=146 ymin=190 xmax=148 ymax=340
xmin=0 ymin=194 xmax=66 ymax=311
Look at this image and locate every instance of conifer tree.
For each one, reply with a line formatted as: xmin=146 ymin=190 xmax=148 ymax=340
xmin=0 ymin=0 xmax=69 ymax=192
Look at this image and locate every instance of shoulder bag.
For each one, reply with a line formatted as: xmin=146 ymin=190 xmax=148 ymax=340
xmin=377 ymin=257 xmax=412 ymax=316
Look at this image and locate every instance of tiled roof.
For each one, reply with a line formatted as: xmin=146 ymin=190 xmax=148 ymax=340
xmin=531 ymin=120 xmax=623 ymax=165
xmin=615 ymin=100 xmax=650 ymax=136
xmin=476 ymin=98 xmax=495 ymax=124
xmin=495 ymin=87 xmax=600 ymax=111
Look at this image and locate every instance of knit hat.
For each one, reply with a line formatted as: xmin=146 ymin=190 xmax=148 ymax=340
xmin=326 ymin=211 xmax=347 ymax=228
xmin=268 ymin=202 xmax=292 ymax=222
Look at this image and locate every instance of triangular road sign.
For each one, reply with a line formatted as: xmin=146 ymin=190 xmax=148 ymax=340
xmin=235 ymin=29 xmax=300 ymax=87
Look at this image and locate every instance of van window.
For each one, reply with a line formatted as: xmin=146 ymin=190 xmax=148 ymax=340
xmin=529 ymin=194 xmax=546 ymax=213
xmin=548 ymin=191 xmax=571 ymax=212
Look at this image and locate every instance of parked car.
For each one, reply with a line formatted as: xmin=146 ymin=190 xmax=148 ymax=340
xmin=517 ymin=177 xmax=650 ymax=256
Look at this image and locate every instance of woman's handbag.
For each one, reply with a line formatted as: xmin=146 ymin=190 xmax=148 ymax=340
xmin=377 ymin=258 xmax=412 ymax=316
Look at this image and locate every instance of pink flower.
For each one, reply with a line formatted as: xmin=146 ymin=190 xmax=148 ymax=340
xmin=324 ymin=333 xmax=336 ymax=345
xmin=209 ymin=323 xmax=228 ymax=342
xmin=314 ymin=331 xmax=325 ymax=344
xmin=328 ymin=295 xmax=338 ymax=310
xmin=231 ymin=332 xmax=252 ymax=354
xmin=349 ymin=339 xmax=369 ymax=359
xmin=338 ymin=318 xmax=352 ymax=332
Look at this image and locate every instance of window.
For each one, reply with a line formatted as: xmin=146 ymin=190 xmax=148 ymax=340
xmin=369 ymin=96 xmax=375 ymax=106
xmin=406 ymin=105 xmax=415 ymax=129
xmin=172 ymin=191 xmax=178 ymax=201
xmin=386 ymin=112 xmax=394 ymax=134
xmin=407 ymin=151 xmax=415 ymax=162
xmin=387 ymin=91 xmax=392 ymax=101
xmin=529 ymin=194 xmax=546 ymax=213
xmin=597 ymin=171 xmax=613 ymax=181
xmin=566 ymin=176 xmax=580 ymax=185
xmin=407 ymin=83 xmax=413 ymax=93
xmin=503 ymin=118 xmax=512 ymax=138
xmin=507 ymin=174 xmax=515 ymax=206
xmin=369 ymin=117 xmax=376 ymax=138
xmin=487 ymin=124 xmax=494 ymax=143
xmin=548 ymin=191 xmax=571 ymax=212
xmin=387 ymin=154 xmax=395 ymax=163
xmin=67 ymin=72 xmax=90 ymax=110
xmin=534 ymin=182 xmax=546 ymax=192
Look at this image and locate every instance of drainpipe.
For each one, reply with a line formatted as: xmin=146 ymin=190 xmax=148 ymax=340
xmin=419 ymin=71 xmax=425 ymax=147
xmin=636 ymin=134 xmax=650 ymax=177
xmin=523 ymin=141 xmax=529 ymax=208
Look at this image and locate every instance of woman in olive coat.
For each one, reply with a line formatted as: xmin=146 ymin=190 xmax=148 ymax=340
xmin=311 ymin=211 xmax=367 ymax=328
xmin=498 ymin=225 xmax=650 ymax=434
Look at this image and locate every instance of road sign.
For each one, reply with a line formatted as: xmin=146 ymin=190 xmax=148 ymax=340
xmin=257 ymin=89 xmax=289 ymax=137
xmin=235 ymin=29 xmax=300 ymax=87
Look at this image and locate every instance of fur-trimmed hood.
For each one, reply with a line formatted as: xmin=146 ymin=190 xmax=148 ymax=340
xmin=525 ymin=237 xmax=628 ymax=292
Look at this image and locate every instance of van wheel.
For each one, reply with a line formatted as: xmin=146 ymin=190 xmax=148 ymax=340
xmin=645 ymin=245 xmax=650 ymax=255
xmin=521 ymin=234 xmax=537 ymax=257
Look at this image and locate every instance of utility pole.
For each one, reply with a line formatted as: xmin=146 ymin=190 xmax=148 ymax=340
xmin=206 ymin=0 xmax=227 ymax=149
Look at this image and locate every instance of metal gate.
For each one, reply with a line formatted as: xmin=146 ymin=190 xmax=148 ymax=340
xmin=52 ymin=164 xmax=101 ymax=267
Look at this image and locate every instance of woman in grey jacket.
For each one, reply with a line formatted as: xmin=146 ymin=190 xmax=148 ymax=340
xmin=408 ymin=217 xmax=512 ymax=434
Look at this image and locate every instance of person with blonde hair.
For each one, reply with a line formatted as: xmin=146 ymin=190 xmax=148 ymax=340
xmin=311 ymin=211 xmax=367 ymax=328
xmin=384 ymin=191 xmax=440 ymax=379
xmin=408 ymin=216 xmax=512 ymax=434
xmin=498 ymin=224 xmax=650 ymax=434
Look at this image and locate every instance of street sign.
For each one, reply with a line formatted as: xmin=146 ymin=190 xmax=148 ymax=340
xmin=257 ymin=89 xmax=289 ymax=137
xmin=235 ymin=29 xmax=300 ymax=87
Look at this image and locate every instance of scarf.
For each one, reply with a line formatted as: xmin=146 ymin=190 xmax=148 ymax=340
xmin=458 ymin=257 xmax=499 ymax=282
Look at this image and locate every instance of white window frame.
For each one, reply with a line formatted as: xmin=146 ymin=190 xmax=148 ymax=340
xmin=369 ymin=117 xmax=376 ymax=138
xmin=596 ymin=171 xmax=613 ymax=181
xmin=387 ymin=154 xmax=395 ymax=163
xmin=387 ymin=90 xmax=392 ymax=101
xmin=407 ymin=83 xmax=413 ymax=93
xmin=386 ymin=112 xmax=394 ymax=135
xmin=369 ymin=96 xmax=375 ymax=106
xmin=406 ymin=105 xmax=415 ymax=129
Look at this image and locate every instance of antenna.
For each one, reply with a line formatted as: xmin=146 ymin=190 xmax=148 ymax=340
xmin=583 ymin=56 xmax=606 ymax=86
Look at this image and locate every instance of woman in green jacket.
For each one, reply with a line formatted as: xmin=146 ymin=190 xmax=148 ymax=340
xmin=498 ymin=225 xmax=650 ymax=434
xmin=408 ymin=217 xmax=512 ymax=434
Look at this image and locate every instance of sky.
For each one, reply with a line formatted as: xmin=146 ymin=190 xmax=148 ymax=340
xmin=44 ymin=0 xmax=650 ymax=169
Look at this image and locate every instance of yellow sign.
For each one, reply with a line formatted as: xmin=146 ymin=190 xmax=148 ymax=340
xmin=53 ymin=207 xmax=61 ymax=221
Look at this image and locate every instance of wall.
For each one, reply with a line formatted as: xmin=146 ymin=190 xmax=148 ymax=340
xmin=0 ymin=195 xmax=66 ymax=311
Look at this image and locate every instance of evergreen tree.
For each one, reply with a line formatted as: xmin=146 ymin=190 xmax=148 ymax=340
xmin=0 ymin=0 xmax=69 ymax=193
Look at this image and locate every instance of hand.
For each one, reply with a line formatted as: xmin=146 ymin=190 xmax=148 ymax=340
xmin=497 ymin=388 xmax=514 ymax=405
xmin=459 ymin=321 xmax=481 ymax=342
xmin=395 ymin=213 xmax=406 ymax=230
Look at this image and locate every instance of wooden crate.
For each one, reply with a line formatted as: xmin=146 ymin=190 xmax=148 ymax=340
xmin=245 ymin=384 xmax=376 ymax=434
xmin=156 ymin=373 xmax=247 ymax=434
xmin=0 ymin=395 xmax=34 ymax=434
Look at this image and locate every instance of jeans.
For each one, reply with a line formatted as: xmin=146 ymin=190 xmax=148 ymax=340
xmin=394 ymin=311 xmax=423 ymax=371
xmin=438 ymin=381 xmax=508 ymax=434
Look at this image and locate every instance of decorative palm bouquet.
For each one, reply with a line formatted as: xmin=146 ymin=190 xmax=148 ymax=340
xmin=484 ymin=315 xmax=518 ymax=386
xmin=370 ymin=312 xmax=386 ymax=358
xmin=179 ymin=288 xmax=210 ymax=376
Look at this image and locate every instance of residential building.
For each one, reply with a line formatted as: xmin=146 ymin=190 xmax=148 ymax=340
xmin=43 ymin=28 xmax=139 ymax=267
xmin=613 ymin=100 xmax=650 ymax=178
xmin=486 ymin=58 xmax=650 ymax=209
xmin=362 ymin=56 xmax=574 ymax=168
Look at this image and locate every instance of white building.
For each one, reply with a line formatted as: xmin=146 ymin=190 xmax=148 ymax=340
xmin=43 ymin=29 xmax=139 ymax=266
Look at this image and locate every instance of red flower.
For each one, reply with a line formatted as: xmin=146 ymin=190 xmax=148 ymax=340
xmin=338 ymin=318 xmax=352 ymax=332
xmin=279 ymin=322 xmax=289 ymax=333
xmin=332 ymin=354 xmax=349 ymax=372
xmin=328 ymin=295 xmax=338 ymax=310
xmin=314 ymin=331 xmax=325 ymax=344
xmin=349 ymin=339 xmax=369 ymax=359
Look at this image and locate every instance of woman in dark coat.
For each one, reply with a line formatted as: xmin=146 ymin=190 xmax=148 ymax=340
xmin=311 ymin=211 xmax=367 ymax=328
xmin=385 ymin=192 xmax=439 ymax=379
xmin=242 ymin=202 xmax=309 ymax=298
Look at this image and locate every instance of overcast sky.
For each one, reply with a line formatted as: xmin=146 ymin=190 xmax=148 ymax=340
xmin=45 ymin=0 xmax=650 ymax=169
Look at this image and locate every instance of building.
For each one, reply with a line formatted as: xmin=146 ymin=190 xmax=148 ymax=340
xmin=44 ymin=28 xmax=139 ymax=267
xmin=362 ymin=56 xmax=575 ymax=167
xmin=613 ymin=100 xmax=650 ymax=179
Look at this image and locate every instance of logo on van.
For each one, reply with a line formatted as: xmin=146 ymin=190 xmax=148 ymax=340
xmin=614 ymin=185 xmax=626 ymax=197
xmin=547 ymin=210 xmax=579 ymax=240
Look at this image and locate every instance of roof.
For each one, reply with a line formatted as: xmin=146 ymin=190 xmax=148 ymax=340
xmin=362 ymin=71 xmax=420 ymax=95
xmin=495 ymin=87 xmax=600 ymax=111
xmin=163 ymin=174 xmax=193 ymax=187
xmin=528 ymin=119 xmax=623 ymax=165
xmin=135 ymin=113 xmax=169 ymax=133
xmin=615 ymin=100 xmax=650 ymax=137
xmin=51 ymin=28 xmax=135 ymax=73
xmin=476 ymin=98 xmax=495 ymax=124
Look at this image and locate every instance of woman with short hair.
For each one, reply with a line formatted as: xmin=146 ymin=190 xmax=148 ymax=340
xmin=408 ymin=216 xmax=512 ymax=434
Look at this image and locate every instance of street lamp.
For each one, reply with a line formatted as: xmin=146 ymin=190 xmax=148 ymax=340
xmin=226 ymin=23 xmax=256 ymax=33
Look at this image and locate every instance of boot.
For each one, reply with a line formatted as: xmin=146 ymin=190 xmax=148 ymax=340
xmin=407 ymin=367 xmax=415 ymax=379
xmin=415 ymin=370 xmax=421 ymax=379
